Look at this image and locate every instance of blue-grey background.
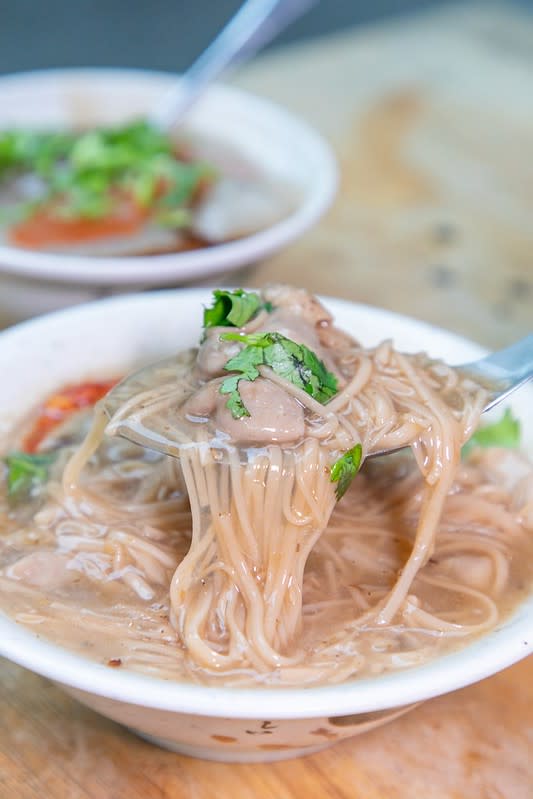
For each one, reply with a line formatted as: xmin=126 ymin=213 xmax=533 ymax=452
xmin=0 ymin=1 xmax=529 ymax=75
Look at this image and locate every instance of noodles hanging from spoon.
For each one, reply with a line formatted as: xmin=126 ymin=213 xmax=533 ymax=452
xmin=0 ymin=285 xmax=530 ymax=686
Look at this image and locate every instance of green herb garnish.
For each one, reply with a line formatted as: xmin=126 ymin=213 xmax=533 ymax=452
xmin=462 ymin=408 xmax=521 ymax=458
xmin=219 ymin=332 xmax=338 ymax=418
xmin=0 ymin=130 xmax=74 ymax=177
xmin=155 ymin=207 xmax=192 ymax=229
xmin=4 ymin=451 xmax=56 ymax=498
xmin=330 ymin=443 xmax=363 ymax=500
xmin=0 ymin=120 xmax=215 ymax=227
xmin=203 ymin=289 xmax=264 ymax=330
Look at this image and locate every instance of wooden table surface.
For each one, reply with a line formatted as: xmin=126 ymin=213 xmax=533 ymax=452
xmin=1 ymin=4 xmax=532 ymax=797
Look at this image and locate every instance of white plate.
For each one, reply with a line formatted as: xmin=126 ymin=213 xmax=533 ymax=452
xmin=0 ymin=69 xmax=337 ymax=287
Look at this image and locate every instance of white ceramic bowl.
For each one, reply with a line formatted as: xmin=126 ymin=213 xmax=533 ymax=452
xmin=0 ymin=289 xmax=531 ymax=763
xmin=0 ymin=69 xmax=337 ymax=322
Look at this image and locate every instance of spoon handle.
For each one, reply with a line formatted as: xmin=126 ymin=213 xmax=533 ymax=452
xmin=151 ymin=0 xmax=317 ymax=129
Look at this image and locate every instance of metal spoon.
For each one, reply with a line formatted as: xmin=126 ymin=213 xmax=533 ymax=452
xmin=457 ymin=334 xmax=533 ymax=411
xmin=102 ymin=334 xmax=533 ymax=458
xmin=365 ymin=334 xmax=533 ymax=459
xmin=150 ymin=0 xmax=318 ymax=129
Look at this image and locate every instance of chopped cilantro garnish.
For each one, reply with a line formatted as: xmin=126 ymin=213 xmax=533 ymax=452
xmin=155 ymin=207 xmax=192 ymax=229
xmin=3 ymin=451 xmax=56 ymax=498
xmin=330 ymin=443 xmax=363 ymax=500
xmin=203 ymin=289 xmax=264 ymax=330
xmin=462 ymin=408 xmax=521 ymax=458
xmin=219 ymin=331 xmax=338 ymax=418
xmin=0 ymin=120 xmax=215 ymax=228
xmin=219 ymin=375 xmax=252 ymax=419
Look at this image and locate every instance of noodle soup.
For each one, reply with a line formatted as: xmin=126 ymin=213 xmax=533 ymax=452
xmin=0 ymin=286 xmax=532 ymax=688
xmin=0 ymin=121 xmax=296 ymax=258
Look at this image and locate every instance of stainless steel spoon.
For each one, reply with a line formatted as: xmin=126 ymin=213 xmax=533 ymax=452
xmin=150 ymin=0 xmax=317 ymax=129
xmin=102 ymin=334 xmax=533 ymax=458
xmin=458 ymin=334 xmax=533 ymax=412
xmin=366 ymin=333 xmax=533 ymax=459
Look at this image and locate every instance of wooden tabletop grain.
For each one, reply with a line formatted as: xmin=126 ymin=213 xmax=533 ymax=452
xmin=1 ymin=4 xmax=532 ymax=797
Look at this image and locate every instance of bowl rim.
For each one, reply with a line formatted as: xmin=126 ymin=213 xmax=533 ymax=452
xmin=0 ymin=67 xmax=338 ymax=287
xmin=0 ymin=287 xmax=531 ymax=720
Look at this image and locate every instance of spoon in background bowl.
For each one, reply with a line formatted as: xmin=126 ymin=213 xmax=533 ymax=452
xmin=150 ymin=0 xmax=318 ymax=130
xmin=101 ymin=334 xmax=533 ymax=459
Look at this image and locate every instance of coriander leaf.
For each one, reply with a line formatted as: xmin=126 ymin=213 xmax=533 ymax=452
xmin=264 ymin=340 xmax=304 ymax=386
xmin=219 ymin=347 xmax=264 ymax=417
xmin=155 ymin=207 xmax=192 ymax=229
xmin=0 ymin=130 xmax=74 ymax=176
xmin=462 ymin=409 xmax=521 ymax=458
xmin=330 ymin=444 xmax=363 ymax=500
xmin=301 ymin=346 xmax=338 ymax=397
xmin=203 ymin=290 xmax=263 ymax=329
xmin=4 ymin=451 xmax=56 ymax=498
xmin=221 ymin=332 xmax=279 ymax=348
xmin=223 ymin=345 xmax=264 ymax=381
xmin=219 ymin=331 xmax=339 ymax=419
xmin=125 ymin=168 xmax=161 ymax=208
xmin=220 ymin=376 xmax=250 ymax=419
xmin=223 ymin=331 xmax=339 ymax=401
xmin=0 ymin=120 xmax=216 ymax=227
xmin=157 ymin=161 xmax=215 ymax=209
